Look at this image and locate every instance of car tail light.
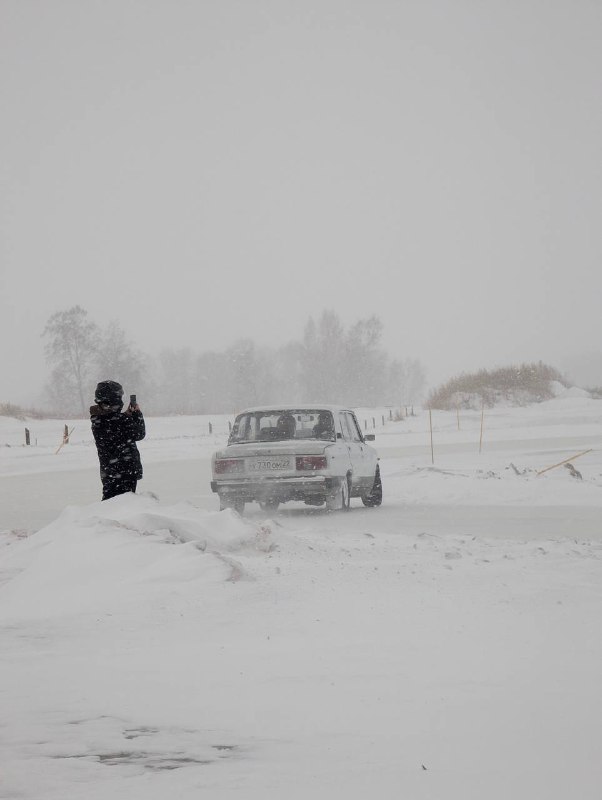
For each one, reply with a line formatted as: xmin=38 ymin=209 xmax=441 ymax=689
xmin=215 ymin=458 xmax=244 ymax=474
xmin=296 ymin=455 xmax=327 ymax=471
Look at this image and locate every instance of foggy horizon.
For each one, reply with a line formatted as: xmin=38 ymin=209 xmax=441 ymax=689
xmin=2 ymin=1 xmax=601 ymax=406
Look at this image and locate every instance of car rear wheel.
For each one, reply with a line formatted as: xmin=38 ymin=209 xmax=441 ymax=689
xmin=259 ymin=499 xmax=280 ymax=513
xmin=219 ymin=497 xmax=245 ymax=515
xmin=326 ymin=476 xmax=350 ymax=512
xmin=361 ymin=466 xmax=382 ymax=507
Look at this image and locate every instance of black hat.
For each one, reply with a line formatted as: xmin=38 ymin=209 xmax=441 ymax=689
xmin=95 ymin=380 xmax=124 ymax=406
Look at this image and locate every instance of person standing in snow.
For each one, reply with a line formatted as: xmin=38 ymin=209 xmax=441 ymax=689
xmin=90 ymin=380 xmax=146 ymax=501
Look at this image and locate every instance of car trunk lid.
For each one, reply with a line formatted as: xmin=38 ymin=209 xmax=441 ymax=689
xmin=220 ymin=440 xmax=330 ymax=459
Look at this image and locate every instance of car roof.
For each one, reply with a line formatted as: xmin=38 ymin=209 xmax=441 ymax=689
xmin=235 ymin=404 xmax=354 ymax=415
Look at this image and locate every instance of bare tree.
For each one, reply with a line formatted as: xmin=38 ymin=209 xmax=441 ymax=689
xmin=96 ymin=321 xmax=147 ymax=398
xmin=398 ymin=358 xmax=427 ymax=405
xmin=227 ymin=339 xmax=260 ymax=411
xmin=301 ymin=311 xmax=346 ymax=401
xmin=43 ymin=306 xmax=99 ymax=416
xmin=343 ymin=316 xmax=387 ymax=404
xmin=151 ymin=348 xmax=195 ymax=415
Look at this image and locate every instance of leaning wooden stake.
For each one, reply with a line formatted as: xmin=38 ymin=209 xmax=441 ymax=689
xmin=536 ymin=449 xmax=593 ymax=477
xmin=429 ymin=409 xmax=434 ymax=465
xmin=55 ymin=427 xmax=75 ymax=455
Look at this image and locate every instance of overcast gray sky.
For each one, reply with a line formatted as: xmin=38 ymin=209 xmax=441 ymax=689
xmin=1 ymin=0 xmax=601 ymax=404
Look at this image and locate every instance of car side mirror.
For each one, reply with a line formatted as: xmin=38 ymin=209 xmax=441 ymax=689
xmin=364 ymin=434 xmax=375 ymax=441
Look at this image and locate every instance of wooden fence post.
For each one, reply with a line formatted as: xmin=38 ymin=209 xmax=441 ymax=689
xmin=55 ymin=426 xmax=74 ymax=455
xmin=25 ymin=428 xmax=30 ymax=446
xmin=208 ymin=422 xmax=213 ymax=434
xmin=429 ymin=409 xmax=434 ymax=465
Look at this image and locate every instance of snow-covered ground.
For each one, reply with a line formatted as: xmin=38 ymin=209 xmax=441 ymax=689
xmin=1 ymin=392 xmax=602 ymax=799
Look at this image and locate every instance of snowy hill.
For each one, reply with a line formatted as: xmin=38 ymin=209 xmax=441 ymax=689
xmin=427 ymin=363 xmax=570 ymax=409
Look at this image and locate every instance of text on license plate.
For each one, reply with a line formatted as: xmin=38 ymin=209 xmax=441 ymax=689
xmin=247 ymin=458 xmax=291 ymax=471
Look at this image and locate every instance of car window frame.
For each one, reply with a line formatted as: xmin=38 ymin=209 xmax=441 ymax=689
xmin=348 ymin=412 xmax=365 ymax=443
xmin=337 ymin=413 xmax=349 ymax=441
xmin=339 ymin=412 xmax=358 ymax=443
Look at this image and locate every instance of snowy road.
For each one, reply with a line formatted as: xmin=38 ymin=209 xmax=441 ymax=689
xmin=1 ymin=459 xmax=215 ymax=532
xmin=3 ymin=443 xmax=602 ymax=539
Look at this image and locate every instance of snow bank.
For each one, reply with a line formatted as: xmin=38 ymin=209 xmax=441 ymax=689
xmin=556 ymin=385 xmax=592 ymax=399
xmin=0 ymin=494 xmax=275 ymax=621
xmin=383 ymin=456 xmax=602 ymax=507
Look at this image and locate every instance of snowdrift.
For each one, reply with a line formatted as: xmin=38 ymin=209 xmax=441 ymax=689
xmin=0 ymin=494 xmax=275 ymax=622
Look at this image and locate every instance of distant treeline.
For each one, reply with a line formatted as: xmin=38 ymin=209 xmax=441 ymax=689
xmin=39 ymin=307 xmax=426 ymax=417
xmin=0 ymin=402 xmax=47 ymax=421
xmin=426 ymin=362 xmax=567 ymax=410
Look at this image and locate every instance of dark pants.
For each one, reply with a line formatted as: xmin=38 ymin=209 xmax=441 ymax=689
xmin=102 ymin=477 xmax=138 ymax=501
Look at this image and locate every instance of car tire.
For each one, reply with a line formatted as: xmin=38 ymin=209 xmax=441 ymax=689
xmin=361 ymin=466 xmax=382 ymax=507
xmin=259 ymin=499 xmax=280 ymax=513
xmin=220 ymin=497 xmax=245 ymax=515
xmin=326 ymin=476 xmax=351 ymax=512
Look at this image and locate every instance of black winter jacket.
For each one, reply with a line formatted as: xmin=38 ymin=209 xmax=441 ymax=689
xmin=90 ymin=406 xmax=146 ymax=482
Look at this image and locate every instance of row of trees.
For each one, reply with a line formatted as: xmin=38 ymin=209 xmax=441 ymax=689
xmin=42 ymin=306 xmax=426 ymax=416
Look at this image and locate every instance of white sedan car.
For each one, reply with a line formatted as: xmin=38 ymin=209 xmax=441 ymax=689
xmin=211 ymin=405 xmax=382 ymax=514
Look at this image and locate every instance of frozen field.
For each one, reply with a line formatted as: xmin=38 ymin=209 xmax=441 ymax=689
xmin=1 ymin=392 xmax=602 ymax=799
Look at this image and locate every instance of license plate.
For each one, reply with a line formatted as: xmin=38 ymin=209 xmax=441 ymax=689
xmin=247 ymin=458 xmax=292 ymax=472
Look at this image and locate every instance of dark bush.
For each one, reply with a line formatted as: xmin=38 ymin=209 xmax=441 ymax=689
xmin=426 ymin=362 xmax=567 ymax=410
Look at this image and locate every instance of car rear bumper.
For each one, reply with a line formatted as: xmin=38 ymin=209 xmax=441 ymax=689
xmin=211 ymin=475 xmax=339 ymax=502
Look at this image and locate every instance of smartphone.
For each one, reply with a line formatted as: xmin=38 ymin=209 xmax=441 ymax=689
xmin=130 ymin=394 xmax=137 ymax=407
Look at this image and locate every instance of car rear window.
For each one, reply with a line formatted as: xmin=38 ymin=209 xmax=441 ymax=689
xmin=229 ymin=410 xmax=336 ymax=443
